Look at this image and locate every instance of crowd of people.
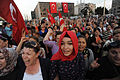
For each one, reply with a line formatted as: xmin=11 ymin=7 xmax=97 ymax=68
xmin=0 ymin=15 xmax=120 ymax=80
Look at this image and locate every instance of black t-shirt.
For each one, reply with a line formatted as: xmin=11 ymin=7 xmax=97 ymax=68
xmin=0 ymin=64 xmax=19 ymax=80
xmin=86 ymin=56 xmax=120 ymax=79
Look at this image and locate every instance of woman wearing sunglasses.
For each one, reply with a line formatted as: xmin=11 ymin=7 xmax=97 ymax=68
xmin=0 ymin=40 xmax=50 ymax=80
xmin=50 ymin=31 xmax=85 ymax=80
xmin=16 ymin=36 xmax=46 ymax=58
xmin=16 ymin=41 xmax=50 ymax=80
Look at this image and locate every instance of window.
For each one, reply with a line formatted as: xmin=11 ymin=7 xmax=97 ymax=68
xmin=117 ymin=11 xmax=120 ymax=13
xmin=117 ymin=7 xmax=120 ymax=9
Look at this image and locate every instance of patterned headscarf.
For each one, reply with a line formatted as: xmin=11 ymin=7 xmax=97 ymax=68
xmin=0 ymin=48 xmax=18 ymax=76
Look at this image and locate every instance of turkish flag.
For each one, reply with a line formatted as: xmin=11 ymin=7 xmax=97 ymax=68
xmin=50 ymin=2 xmax=57 ymax=13
xmin=59 ymin=11 xmax=64 ymax=26
xmin=0 ymin=0 xmax=28 ymax=44
xmin=47 ymin=9 xmax=55 ymax=25
xmin=62 ymin=2 xmax=68 ymax=13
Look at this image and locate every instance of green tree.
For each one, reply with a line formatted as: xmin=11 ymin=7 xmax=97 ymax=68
xmin=95 ymin=7 xmax=109 ymax=15
xmin=81 ymin=7 xmax=87 ymax=17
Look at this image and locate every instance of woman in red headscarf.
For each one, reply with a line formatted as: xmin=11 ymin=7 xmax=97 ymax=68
xmin=50 ymin=31 xmax=85 ymax=80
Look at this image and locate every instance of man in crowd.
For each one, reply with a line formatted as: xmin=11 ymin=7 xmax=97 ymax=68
xmin=113 ymin=26 xmax=120 ymax=41
xmin=87 ymin=40 xmax=120 ymax=80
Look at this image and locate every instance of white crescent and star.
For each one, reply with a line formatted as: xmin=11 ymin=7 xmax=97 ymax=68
xmin=48 ymin=13 xmax=50 ymax=15
xmin=64 ymin=4 xmax=67 ymax=9
xmin=51 ymin=4 xmax=55 ymax=10
xmin=9 ymin=3 xmax=17 ymax=23
xmin=60 ymin=18 xmax=63 ymax=21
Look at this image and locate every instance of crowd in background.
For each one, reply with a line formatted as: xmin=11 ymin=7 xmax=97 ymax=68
xmin=0 ymin=15 xmax=120 ymax=80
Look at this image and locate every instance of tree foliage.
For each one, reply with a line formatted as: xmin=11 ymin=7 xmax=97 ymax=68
xmin=95 ymin=7 xmax=109 ymax=15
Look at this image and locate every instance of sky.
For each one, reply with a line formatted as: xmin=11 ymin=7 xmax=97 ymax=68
xmin=14 ymin=0 xmax=112 ymax=20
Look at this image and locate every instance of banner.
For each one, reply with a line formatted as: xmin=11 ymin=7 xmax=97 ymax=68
xmin=50 ymin=2 xmax=57 ymax=13
xmin=62 ymin=2 xmax=68 ymax=13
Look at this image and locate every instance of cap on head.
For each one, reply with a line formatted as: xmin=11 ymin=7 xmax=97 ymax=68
xmin=107 ymin=40 xmax=120 ymax=50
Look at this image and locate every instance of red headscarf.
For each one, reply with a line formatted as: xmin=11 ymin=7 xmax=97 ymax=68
xmin=51 ymin=31 xmax=78 ymax=61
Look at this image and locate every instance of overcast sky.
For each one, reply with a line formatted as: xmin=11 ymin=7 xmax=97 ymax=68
xmin=14 ymin=0 xmax=112 ymax=20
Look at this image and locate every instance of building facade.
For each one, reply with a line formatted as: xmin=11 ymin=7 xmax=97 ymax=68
xmin=74 ymin=5 xmax=79 ymax=15
xmin=74 ymin=3 xmax=96 ymax=15
xmin=31 ymin=11 xmax=36 ymax=19
xmin=111 ymin=0 xmax=120 ymax=16
xmin=31 ymin=2 xmax=74 ymax=19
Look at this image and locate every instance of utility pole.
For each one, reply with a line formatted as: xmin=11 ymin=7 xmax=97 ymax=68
xmin=103 ymin=0 xmax=106 ymax=16
xmin=80 ymin=0 xmax=82 ymax=4
xmin=83 ymin=0 xmax=85 ymax=3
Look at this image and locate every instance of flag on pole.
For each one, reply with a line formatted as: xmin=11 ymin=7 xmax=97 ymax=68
xmin=50 ymin=2 xmax=57 ymax=13
xmin=0 ymin=0 xmax=28 ymax=44
xmin=62 ymin=2 xmax=68 ymax=13
xmin=58 ymin=11 xmax=67 ymax=31
xmin=59 ymin=11 xmax=64 ymax=26
xmin=47 ymin=9 xmax=55 ymax=25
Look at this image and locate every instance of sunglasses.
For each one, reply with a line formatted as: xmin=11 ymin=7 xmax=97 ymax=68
xmin=24 ymin=41 xmax=37 ymax=48
xmin=108 ymin=40 xmax=120 ymax=49
xmin=0 ymin=35 xmax=7 ymax=41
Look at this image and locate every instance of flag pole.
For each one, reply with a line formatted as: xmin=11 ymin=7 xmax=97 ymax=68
xmin=103 ymin=0 xmax=106 ymax=16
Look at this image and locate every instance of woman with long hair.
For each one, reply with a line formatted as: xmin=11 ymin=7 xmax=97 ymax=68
xmin=78 ymin=35 xmax=100 ymax=72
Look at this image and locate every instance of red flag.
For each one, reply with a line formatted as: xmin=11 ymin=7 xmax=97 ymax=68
xmin=47 ymin=9 xmax=55 ymax=25
xmin=59 ymin=11 xmax=64 ymax=26
xmin=0 ymin=0 xmax=28 ymax=44
xmin=62 ymin=2 xmax=68 ymax=13
xmin=50 ymin=2 xmax=57 ymax=13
